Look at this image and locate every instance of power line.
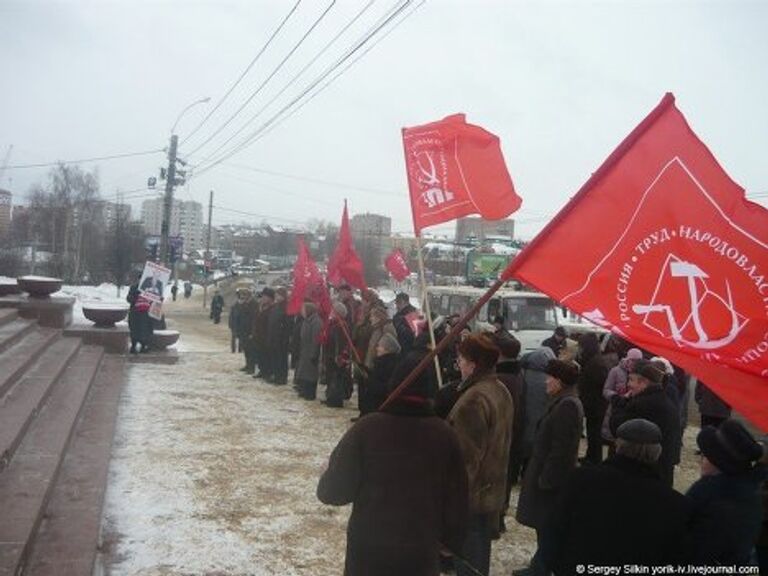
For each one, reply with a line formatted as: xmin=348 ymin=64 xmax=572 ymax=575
xmin=190 ymin=0 xmax=378 ymax=166
xmin=180 ymin=0 xmax=304 ymax=147
xmin=192 ymin=0 xmax=417 ymax=176
xmin=4 ymin=148 xmax=164 ymax=170
xmin=185 ymin=0 xmax=338 ymax=158
xmin=212 ymin=204 xmax=309 ymax=226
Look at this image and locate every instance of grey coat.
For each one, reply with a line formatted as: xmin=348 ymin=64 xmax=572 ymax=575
xmin=516 ymin=387 xmax=584 ymax=529
xmin=296 ymin=313 xmax=323 ymax=383
xmin=520 ymin=347 xmax=556 ymax=460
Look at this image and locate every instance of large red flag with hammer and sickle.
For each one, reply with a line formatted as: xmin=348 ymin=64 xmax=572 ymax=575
xmin=402 ymin=114 xmax=522 ymax=234
xmin=503 ymin=93 xmax=768 ymax=431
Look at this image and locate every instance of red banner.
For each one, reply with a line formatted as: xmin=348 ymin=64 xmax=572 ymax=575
xmin=384 ymin=248 xmax=411 ymax=281
xmin=402 ymin=114 xmax=521 ymax=235
xmin=288 ymin=239 xmax=331 ymax=318
xmin=327 ymin=201 xmax=368 ymax=291
xmin=503 ymin=94 xmax=768 ymax=431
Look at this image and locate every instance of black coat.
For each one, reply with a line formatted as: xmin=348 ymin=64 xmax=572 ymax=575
xmin=578 ymin=353 xmax=609 ymax=413
xmin=392 ymin=304 xmax=417 ymax=353
xmin=610 ymin=385 xmax=681 ymax=483
xmin=541 ymin=455 xmax=691 ymax=575
xmin=317 ymin=397 xmax=468 ymax=576
xmin=359 ymin=352 xmax=400 ymax=415
xmin=686 ymin=465 xmax=767 ymax=566
xmin=516 ymin=388 xmax=583 ymax=529
xmin=496 ymin=360 xmax=526 ymax=471
xmin=236 ymin=298 xmax=257 ymax=339
xmin=126 ymin=284 xmax=152 ymax=342
xmin=267 ymin=302 xmax=291 ymax=355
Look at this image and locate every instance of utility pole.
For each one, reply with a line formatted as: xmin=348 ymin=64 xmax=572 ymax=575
xmin=203 ymin=189 xmax=213 ymax=309
xmin=159 ymin=134 xmax=178 ymax=266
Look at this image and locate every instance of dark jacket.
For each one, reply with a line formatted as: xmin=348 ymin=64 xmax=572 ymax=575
xmin=695 ymin=381 xmax=731 ymax=419
xmin=610 ymin=385 xmax=681 ymax=483
xmin=516 ymin=387 xmax=583 ymax=529
xmin=228 ymin=300 xmax=241 ymax=332
xmin=686 ymin=465 xmax=767 ymax=566
xmin=251 ymin=302 xmax=271 ymax=349
xmin=295 ymin=312 xmax=322 ymax=383
xmin=392 ymin=303 xmax=417 ymax=354
xmin=578 ymin=352 xmax=609 ymax=413
xmin=267 ymin=301 xmax=291 ymax=352
xmin=126 ymin=284 xmax=153 ymax=342
xmin=236 ymin=298 xmax=257 ymax=339
xmin=541 ymin=455 xmax=691 ymax=575
xmin=496 ymin=359 xmax=526 ymax=475
xmin=317 ymin=397 xmax=469 ymax=576
xmin=211 ymin=294 xmax=224 ymax=314
xmin=360 ymin=352 xmax=400 ymax=415
xmin=520 ymin=348 xmax=556 ymax=460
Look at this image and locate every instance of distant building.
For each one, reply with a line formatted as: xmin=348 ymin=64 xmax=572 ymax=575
xmin=350 ymin=213 xmax=392 ymax=237
xmin=455 ymin=217 xmax=515 ymax=244
xmin=141 ymin=198 xmax=204 ymax=250
xmin=0 ymin=189 xmax=11 ymax=237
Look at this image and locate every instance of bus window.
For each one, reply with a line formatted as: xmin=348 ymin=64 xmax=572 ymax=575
xmin=504 ymin=297 xmax=557 ymax=331
xmin=486 ymin=298 xmax=501 ymax=322
xmin=449 ymin=295 xmax=470 ymax=316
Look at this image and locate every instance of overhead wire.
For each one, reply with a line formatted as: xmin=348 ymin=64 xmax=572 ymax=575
xmin=189 ymin=0 xmax=378 ymax=166
xmin=4 ymin=148 xmax=164 ymax=170
xmin=185 ymin=0 xmax=338 ymax=158
xmin=180 ymin=0 xmax=304 ymax=147
xmin=191 ymin=0 xmax=416 ymax=177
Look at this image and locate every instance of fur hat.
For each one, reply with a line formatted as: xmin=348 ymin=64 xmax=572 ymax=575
xmin=457 ymin=334 xmax=500 ymax=372
xmin=630 ymin=359 xmax=665 ymax=384
xmin=617 ymin=419 xmax=662 ymax=444
xmin=697 ymin=419 xmax=764 ymax=475
xmin=388 ymin=350 xmax=436 ymax=399
xmin=494 ymin=334 xmax=521 ymax=360
xmin=544 ymin=359 xmax=580 ymax=387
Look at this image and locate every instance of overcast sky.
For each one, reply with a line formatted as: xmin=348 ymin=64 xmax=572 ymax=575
xmin=1 ymin=0 xmax=766 ymax=239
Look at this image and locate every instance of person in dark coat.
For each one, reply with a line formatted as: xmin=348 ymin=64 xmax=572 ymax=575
xmin=493 ymin=334 xmax=526 ymax=529
xmin=251 ymin=288 xmax=274 ymax=380
xmin=266 ymin=287 xmax=292 ymax=385
xmin=290 ymin=312 xmax=303 ymax=373
xmin=392 ymin=292 xmax=417 ymax=354
xmin=516 ymin=359 xmax=583 ymax=576
xmin=126 ymin=282 xmax=153 ymax=354
xmin=295 ymin=301 xmax=323 ymax=400
xmin=210 ymin=289 xmax=224 ymax=324
xmin=695 ymin=380 xmax=732 ymax=429
xmin=609 ymin=359 xmax=681 ymax=486
xmin=171 ymin=282 xmax=178 ymax=302
xmin=519 ymin=347 xmax=556 ymax=474
xmin=237 ymin=289 xmax=258 ymax=374
xmin=686 ymin=419 xmax=767 ymax=566
xmin=324 ymin=302 xmax=352 ymax=408
xmin=317 ymin=352 xmax=469 ymax=576
xmin=577 ymin=332 xmax=609 ymax=465
xmin=228 ymin=292 xmax=241 ymax=353
xmin=359 ymin=333 xmax=401 ymax=415
xmin=541 ymin=326 xmax=568 ymax=358
xmin=540 ymin=419 xmax=691 ymax=575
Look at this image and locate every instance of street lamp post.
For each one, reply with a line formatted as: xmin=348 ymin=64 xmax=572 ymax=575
xmin=159 ymin=97 xmax=210 ymax=268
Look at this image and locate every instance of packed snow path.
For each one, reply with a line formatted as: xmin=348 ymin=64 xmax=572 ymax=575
xmin=99 ymin=289 xmax=702 ymax=575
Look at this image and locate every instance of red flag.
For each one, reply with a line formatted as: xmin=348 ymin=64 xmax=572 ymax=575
xmin=288 ymin=239 xmax=332 ymax=321
xmin=402 ymin=114 xmax=521 ymax=235
xmin=503 ymin=93 xmax=768 ymax=432
xmin=326 ymin=201 xmax=368 ymax=291
xmin=385 ymin=248 xmax=411 ymax=281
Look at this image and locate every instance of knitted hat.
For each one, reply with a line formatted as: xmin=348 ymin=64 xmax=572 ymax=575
xmin=544 ymin=359 xmax=580 ymax=387
xmin=697 ymin=419 xmax=764 ymax=475
xmin=617 ymin=419 xmax=662 ymax=444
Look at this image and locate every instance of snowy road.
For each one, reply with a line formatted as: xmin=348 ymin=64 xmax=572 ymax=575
xmin=99 ymin=291 xmax=701 ymax=575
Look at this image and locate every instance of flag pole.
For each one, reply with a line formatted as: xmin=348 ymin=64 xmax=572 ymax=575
xmin=415 ymin=233 xmax=444 ymax=388
xmin=380 ymin=276 xmax=506 ymax=410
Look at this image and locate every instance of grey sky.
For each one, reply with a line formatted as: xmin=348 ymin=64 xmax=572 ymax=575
xmin=1 ymin=0 xmax=766 ymax=239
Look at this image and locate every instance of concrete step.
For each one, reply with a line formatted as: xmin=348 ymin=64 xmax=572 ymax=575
xmin=0 ymin=345 xmax=103 ymax=576
xmin=0 ymin=329 xmax=61 ymax=399
xmin=0 ymin=318 xmax=36 ymax=355
xmin=0 ymin=309 xmax=19 ymax=328
xmin=24 ymin=355 xmax=125 ymax=576
xmin=0 ymin=338 xmax=82 ymax=472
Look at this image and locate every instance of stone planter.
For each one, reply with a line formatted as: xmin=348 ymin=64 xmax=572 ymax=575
xmin=152 ymin=330 xmax=180 ymax=349
xmin=0 ymin=281 xmax=22 ymax=297
xmin=82 ymin=304 xmax=129 ymax=328
xmin=17 ymin=276 xmax=63 ymax=299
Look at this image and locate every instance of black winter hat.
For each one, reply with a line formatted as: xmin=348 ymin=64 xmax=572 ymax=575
xmin=697 ymin=419 xmax=764 ymax=476
xmin=630 ymin=359 xmax=665 ymax=384
xmin=388 ymin=350 xmax=436 ymax=399
xmin=544 ymin=359 xmax=580 ymax=387
xmin=260 ymin=287 xmax=276 ymax=299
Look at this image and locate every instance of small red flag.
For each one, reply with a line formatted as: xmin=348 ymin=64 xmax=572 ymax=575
xmin=288 ymin=239 xmax=332 ymax=321
xmin=402 ymin=114 xmax=521 ymax=235
xmin=385 ymin=248 xmax=411 ymax=282
xmin=327 ymin=201 xmax=368 ymax=291
xmin=503 ymin=94 xmax=768 ymax=432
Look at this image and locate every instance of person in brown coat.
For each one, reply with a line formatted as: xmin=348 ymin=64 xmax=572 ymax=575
xmin=447 ymin=334 xmax=514 ymax=576
xmin=516 ymin=359 xmax=583 ymax=576
xmin=317 ymin=351 xmax=469 ymax=576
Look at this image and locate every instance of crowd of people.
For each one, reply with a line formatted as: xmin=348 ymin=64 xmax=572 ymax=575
xmin=218 ymin=281 xmax=766 ymax=575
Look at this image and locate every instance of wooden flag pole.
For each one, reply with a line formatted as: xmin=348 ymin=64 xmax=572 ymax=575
xmin=415 ymin=234 xmax=443 ymax=388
